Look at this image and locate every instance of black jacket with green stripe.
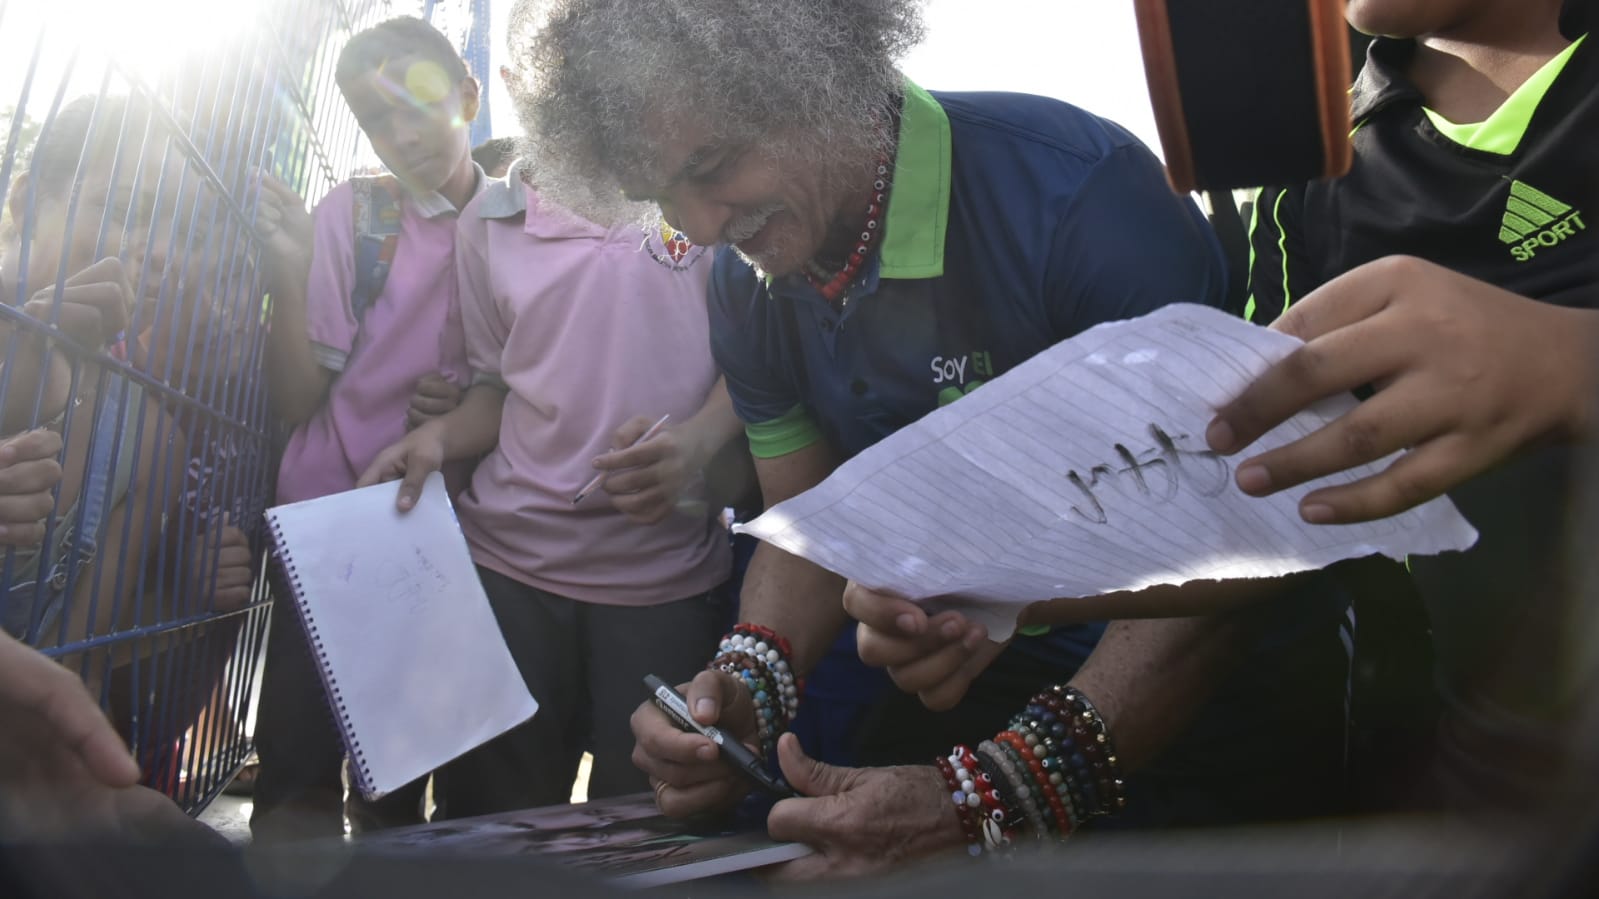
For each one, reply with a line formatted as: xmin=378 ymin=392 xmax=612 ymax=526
xmin=1244 ymin=21 xmax=1598 ymax=815
xmin=1246 ymin=30 xmax=1597 ymax=326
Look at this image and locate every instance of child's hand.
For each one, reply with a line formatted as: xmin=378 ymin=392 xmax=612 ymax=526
xmin=1208 ymin=256 xmax=1599 ymax=524
xmin=206 ymin=523 xmax=254 ymax=612
xmin=592 ymin=416 xmax=693 ymax=525
xmin=407 ymin=373 xmax=463 ymax=430
xmin=22 ymin=258 xmax=134 ymax=351
xmin=0 ymin=429 xmax=64 ymax=547
xmin=252 ymin=173 xmax=314 ymax=284
xmin=358 ymin=424 xmax=446 ymax=512
xmin=846 ymin=582 xmax=1007 ymax=712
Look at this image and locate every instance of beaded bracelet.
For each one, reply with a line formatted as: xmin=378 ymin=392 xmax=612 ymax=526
xmin=996 ymin=730 xmax=1068 ymax=836
xmin=713 ymin=636 xmax=799 ymax=722
xmin=1016 ymin=686 xmax=1127 ymax=819
xmin=969 ymin=745 xmax=1026 ymax=850
xmin=984 ymin=737 xmax=1049 ymax=837
xmin=1011 ymin=719 xmax=1075 ymax=834
xmin=712 ymin=654 xmax=782 ymax=752
xmin=952 ymin=744 xmax=1007 ymax=830
xmin=718 ymin=625 xmax=802 ymax=718
xmin=975 ymin=741 xmax=1036 ymax=845
xmin=935 ymin=755 xmax=984 ymax=857
xmin=1041 ymin=687 xmax=1126 ymax=816
xmin=927 ymin=682 xmax=1128 ymax=852
xmin=708 ymin=624 xmax=803 ymax=758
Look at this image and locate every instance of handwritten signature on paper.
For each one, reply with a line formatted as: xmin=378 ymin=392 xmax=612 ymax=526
xmin=1063 ymin=424 xmax=1231 ymax=524
xmin=373 ymin=546 xmax=453 ymax=614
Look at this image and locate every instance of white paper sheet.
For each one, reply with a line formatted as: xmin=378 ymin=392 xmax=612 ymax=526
xmin=266 ymin=473 xmax=539 ymax=797
xmin=735 ymin=304 xmax=1478 ymax=639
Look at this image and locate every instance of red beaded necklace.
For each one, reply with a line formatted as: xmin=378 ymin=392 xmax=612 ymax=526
xmin=804 ymin=157 xmax=892 ymax=306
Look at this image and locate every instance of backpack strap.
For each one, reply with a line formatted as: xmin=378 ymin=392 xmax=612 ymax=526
xmin=349 ymin=175 xmax=405 ymax=327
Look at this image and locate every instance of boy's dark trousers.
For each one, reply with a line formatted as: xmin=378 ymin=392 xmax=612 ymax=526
xmin=432 ymin=567 xmax=727 ymax=819
xmin=250 ymin=585 xmax=428 ymax=842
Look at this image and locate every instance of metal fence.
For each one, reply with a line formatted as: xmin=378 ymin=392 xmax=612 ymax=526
xmin=0 ymin=0 xmax=489 ymax=815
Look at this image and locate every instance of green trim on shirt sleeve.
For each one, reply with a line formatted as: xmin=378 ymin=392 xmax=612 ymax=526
xmin=746 ymin=405 xmax=824 ymax=459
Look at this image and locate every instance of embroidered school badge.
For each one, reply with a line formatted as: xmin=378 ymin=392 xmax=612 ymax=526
xmin=644 ymin=221 xmax=705 ymax=271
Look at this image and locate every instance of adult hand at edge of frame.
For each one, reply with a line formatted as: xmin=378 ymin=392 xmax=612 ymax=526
xmin=0 ymin=631 xmax=140 ymax=792
xmin=1206 ymin=255 xmax=1599 ymax=524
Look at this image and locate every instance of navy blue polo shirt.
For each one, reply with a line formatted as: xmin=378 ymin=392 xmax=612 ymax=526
xmin=711 ymin=84 xmax=1227 ymax=464
xmin=709 ymin=83 xmax=1226 ymax=681
xmin=711 ymin=88 xmax=1356 ymax=817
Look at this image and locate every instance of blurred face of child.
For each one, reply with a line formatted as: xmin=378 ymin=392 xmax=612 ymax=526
xmin=9 ymin=148 xmax=199 ymax=309
xmin=340 ymin=53 xmax=479 ymax=192
xmin=7 ymin=144 xmax=225 ymax=378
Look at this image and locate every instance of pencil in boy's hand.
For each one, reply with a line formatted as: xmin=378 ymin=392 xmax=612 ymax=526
xmin=572 ymin=413 xmax=671 ymax=505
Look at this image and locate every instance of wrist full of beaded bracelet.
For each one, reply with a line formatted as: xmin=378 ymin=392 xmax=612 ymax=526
xmin=1007 ymin=685 xmax=1128 ymax=822
xmin=708 ymin=623 xmax=803 ymax=759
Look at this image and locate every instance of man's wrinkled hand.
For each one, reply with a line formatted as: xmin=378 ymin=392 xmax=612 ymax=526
xmin=764 ymin=734 xmax=962 ymax=881
xmin=631 ymin=669 xmax=758 ymax=817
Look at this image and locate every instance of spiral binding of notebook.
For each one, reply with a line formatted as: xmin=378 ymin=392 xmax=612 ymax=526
xmin=265 ymin=511 xmax=377 ymax=796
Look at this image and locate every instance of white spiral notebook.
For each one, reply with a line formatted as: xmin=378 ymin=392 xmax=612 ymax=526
xmin=265 ymin=473 xmax=539 ymax=799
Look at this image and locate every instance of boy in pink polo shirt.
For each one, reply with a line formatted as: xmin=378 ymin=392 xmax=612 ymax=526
xmin=249 ymin=17 xmax=485 ymax=841
xmin=362 ymin=156 xmax=743 ymax=815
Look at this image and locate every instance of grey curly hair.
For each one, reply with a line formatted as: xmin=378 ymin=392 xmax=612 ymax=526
xmin=507 ymin=0 xmax=926 ymax=222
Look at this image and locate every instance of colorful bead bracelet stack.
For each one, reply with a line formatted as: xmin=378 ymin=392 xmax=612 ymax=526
xmin=708 ymin=623 xmax=802 ymax=758
xmin=935 ymin=683 xmax=1126 ymax=855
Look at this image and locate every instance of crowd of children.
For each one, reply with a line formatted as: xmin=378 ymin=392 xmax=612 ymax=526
xmin=0 ymin=0 xmax=1595 ymax=882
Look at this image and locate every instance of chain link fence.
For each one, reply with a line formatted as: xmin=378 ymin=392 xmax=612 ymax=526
xmin=0 ymin=0 xmax=488 ymax=814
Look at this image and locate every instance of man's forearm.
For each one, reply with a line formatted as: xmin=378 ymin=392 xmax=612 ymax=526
xmin=1066 ymin=612 xmax=1253 ymax=772
xmin=737 ymin=542 xmax=850 ymax=676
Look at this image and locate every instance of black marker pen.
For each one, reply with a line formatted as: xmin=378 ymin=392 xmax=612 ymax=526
xmin=644 ymin=674 xmax=795 ymax=798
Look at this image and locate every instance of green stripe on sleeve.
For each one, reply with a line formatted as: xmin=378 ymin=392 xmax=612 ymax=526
xmin=746 ymin=405 xmax=825 ymax=459
xmin=1243 ymin=187 xmax=1263 ymax=322
xmin=1273 ymin=189 xmax=1293 ymax=320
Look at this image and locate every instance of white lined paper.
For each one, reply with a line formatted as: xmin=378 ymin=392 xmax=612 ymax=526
xmin=736 ymin=304 xmax=1478 ymax=639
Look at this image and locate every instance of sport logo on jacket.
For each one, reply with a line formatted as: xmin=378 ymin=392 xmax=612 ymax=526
xmin=1500 ymin=179 xmax=1586 ymax=262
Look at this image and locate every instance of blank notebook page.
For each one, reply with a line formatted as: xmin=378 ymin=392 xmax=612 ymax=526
xmin=265 ymin=472 xmax=539 ymax=798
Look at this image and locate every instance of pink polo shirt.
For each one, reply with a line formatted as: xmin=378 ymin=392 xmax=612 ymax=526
xmin=276 ymin=177 xmax=477 ymax=505
xmin=454 ymin=167 xmax=729 ymax=605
